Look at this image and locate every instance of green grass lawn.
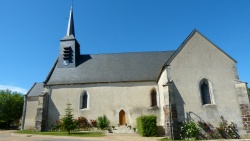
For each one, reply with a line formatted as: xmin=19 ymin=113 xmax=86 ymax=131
xmin=15 ymin=130 xmax=105 ymax=137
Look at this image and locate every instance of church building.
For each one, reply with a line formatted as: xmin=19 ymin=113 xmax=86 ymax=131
xmin=22 ymin=7 xmax=249 ymax=136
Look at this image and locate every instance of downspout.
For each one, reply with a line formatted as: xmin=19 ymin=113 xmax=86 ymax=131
xmin=21 ymin=95 xmax=27 ymax=130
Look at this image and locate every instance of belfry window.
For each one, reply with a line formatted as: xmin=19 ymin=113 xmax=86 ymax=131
xmin=200 ymin=79 xmax=211 ymax=105
xmin=151 ymin=88 xmax=157 ymax=107
xmin=80 ymin=91 xmax=88 ymax=109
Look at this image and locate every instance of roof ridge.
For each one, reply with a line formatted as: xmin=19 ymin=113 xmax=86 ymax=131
xmin=81 ymin=50 xmax=176 ymax=56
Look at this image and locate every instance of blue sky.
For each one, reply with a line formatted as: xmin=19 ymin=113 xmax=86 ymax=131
xmin=0 ymin=0 xmax=249 ymax=94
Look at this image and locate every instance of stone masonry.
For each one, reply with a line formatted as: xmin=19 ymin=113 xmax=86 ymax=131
xmin=240 ymin=104 xmax=250 ymax=134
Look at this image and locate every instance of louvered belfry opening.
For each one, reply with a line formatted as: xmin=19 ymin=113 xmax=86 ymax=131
xmin=63 ymin=46 xmax=71 ymax=59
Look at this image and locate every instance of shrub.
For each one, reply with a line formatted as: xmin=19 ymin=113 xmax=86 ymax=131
xmin=136 ymin=115 xmax=157 ymax=137
xmin=51 ymin=120 xmax=62 ymax=131
xmin=76 ymin=116 xmax=92 ymax=130
xmin=90 ymin=119 xmax=97 ymax=127
xmin=179 ymin=120 xmax=199 ymax=140
xmin=197 ymin=121 xmax=221 ymax=139
xmin=217 ymin=116 xmax=240 ymax=139
xmin=96 ymin=115 xmax=110 ymax=130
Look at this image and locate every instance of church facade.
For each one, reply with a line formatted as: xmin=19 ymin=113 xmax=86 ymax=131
xmin=22 ymin=7 xmax=249 ymax=136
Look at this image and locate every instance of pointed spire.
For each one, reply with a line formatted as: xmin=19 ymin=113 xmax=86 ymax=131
xmin=66 ymin=6 xmax=75 ymax=36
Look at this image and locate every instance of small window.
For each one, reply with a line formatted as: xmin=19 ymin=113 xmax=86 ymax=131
xmin=80 ymin=91 xmax=88 ymax=109
xmin=200 ymin=79 xmax=211 ymax=105
xmin=151 ymin=88 xmax=157 ymax=107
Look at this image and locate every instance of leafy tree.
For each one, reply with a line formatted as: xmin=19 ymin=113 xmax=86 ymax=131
xmin=61 ymin=101 xmax=77 ymax=134
xmin=96 ymin=115 xmax=110 ymax=130
xmin=248 ymin=88 xmax=250 ymax=94
xmin=0 ymin=89 xmax=23 ymax=129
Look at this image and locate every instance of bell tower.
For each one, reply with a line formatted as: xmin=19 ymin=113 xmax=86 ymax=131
xmin=58 ymin=6 xmax=80 ymax=68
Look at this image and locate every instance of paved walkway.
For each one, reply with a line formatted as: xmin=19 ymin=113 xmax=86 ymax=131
xmin=0 ymin=130 xmax=163 ymax=141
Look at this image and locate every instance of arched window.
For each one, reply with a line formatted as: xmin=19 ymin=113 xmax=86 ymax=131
xmin=151 ymin=88 xmax=157 ymax=107
xmin=80 ymin=91 xmax=88 ymax=109
xmin=200 ymin=79 xmax=212 ymax=105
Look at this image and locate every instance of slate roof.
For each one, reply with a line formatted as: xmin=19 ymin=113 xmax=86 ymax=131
xmin=45 ymin=51 xmax=175 ymax=85
xmin=26 ymin=82 xmax=44 ymax=97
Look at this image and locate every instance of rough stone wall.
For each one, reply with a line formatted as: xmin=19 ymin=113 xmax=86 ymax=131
xmin=164 ymin=104 xmax=179 ymax=139
xmin=164 ymin=105 xmax=170 ymax=136
xmin=171 ymin=104 xmax=179 ymax=139
xmin=240 ymin=104 xmax=250 ymax=134
xmin=236 ymin=81 xmax=249 ymax=135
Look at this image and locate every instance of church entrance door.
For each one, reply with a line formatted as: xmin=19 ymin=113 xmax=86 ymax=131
xmin=119 ymin=110 xmax=126 ymax=125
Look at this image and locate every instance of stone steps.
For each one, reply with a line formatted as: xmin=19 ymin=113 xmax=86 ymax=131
xmin=111 ymin=125 xmax=136 ymax=134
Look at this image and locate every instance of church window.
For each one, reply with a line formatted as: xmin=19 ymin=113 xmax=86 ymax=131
xmin=200 ymin=79 xmax=213 ymax=105
xmin=80 ymin=91 xmax=89 ymax=109
xmin=151 ymin=88 xmax=157 ymax=107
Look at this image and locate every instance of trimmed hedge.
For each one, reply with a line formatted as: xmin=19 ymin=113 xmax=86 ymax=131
xmin=136 ymin=115 xmax=157 ymax=137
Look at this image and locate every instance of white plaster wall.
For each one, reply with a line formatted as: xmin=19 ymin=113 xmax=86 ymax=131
xmin=158 ymin=69 xmax=169 ymax=126
xmin=169 ymin=32 xmax=243 ymax=130
xmin=24 ymin=97 xmax=38 ymax=130
xmin=47 ymin=81 xmax=161 ymax=129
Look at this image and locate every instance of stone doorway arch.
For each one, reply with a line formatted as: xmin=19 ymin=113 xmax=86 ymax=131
xmin=119 ymin=110 xmax=126 ymax=125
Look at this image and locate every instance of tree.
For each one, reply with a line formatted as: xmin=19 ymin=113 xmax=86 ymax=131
xmin=248 ymin=88 xmax=250 ymax=94
xmin=0 ymin=89 xmax=23 ymax=129
xmin=61 ymin=101 xmax=77 ymax=134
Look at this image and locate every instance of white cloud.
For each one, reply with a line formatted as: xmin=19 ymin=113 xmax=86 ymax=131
xmin=0 ymin=85 xmax=28 ymax=94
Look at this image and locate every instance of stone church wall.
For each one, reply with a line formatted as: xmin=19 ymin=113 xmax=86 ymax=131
xmin=46 ymin=81 xmax=161 ymax=129
xmin=24 ymin=96 xmax=39 ymax=130
xmin=168 ymin=32 xmax=245 ymax=135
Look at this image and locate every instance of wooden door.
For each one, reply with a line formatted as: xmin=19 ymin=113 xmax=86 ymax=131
xmin=119 ymin=110 xmax=126 ymax=125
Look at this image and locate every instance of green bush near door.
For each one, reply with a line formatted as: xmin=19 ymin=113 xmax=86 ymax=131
xmin=136 ymin=115 xmax=157 ymax=137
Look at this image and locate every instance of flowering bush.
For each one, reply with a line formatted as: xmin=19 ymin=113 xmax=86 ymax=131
xmin=90 ymin=119 xmax=97 ymax=127
xmin=179 ymin=120 xmax=199 ymax=140
xmin=76 ymin=116 xmax=92 ymax=130
xmin=51 ymin=116 xmax=92 ymax=132
xmin=217 ymin=116 xmax=240 ymax=139
xmin=197 ymin=121 xmax=221 ymax=139
xmin=51 ymin=120 xmax=62 ymax=131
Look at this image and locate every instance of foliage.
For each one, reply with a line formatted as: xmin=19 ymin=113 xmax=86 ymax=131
xmin=76 ymin=116 xmax=92 ymax=130
xmin=96 ymin=115 xmax=110 ymax=130
xmin=51 ymin=116 xmax=92 ymax=132
xmin=136 ymin=115 xmax=157 ymax=137
xmin=217 ymin=116 xmax=240 ymax=139
xmin=179 ymin=120 xmax=199 ymax=140
xmin=179 ymin=116 xmax=240 ymax=140
xmin=90 ymin=119 xmax=97 ymax=127
xmin=15 ymin=130 xmax=105 ymax=137
xmin=197 ymin=121 xmax=221 ymax=139
xmin=60 ymin=101 xmax=77 ymax=134
xmin=51 ymin=120 xmax=62 ymax=131
xmin=0 ymin=89 xmax=23 ymax=129
xmin=248 ymin=88 xmax=250 ymax=94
